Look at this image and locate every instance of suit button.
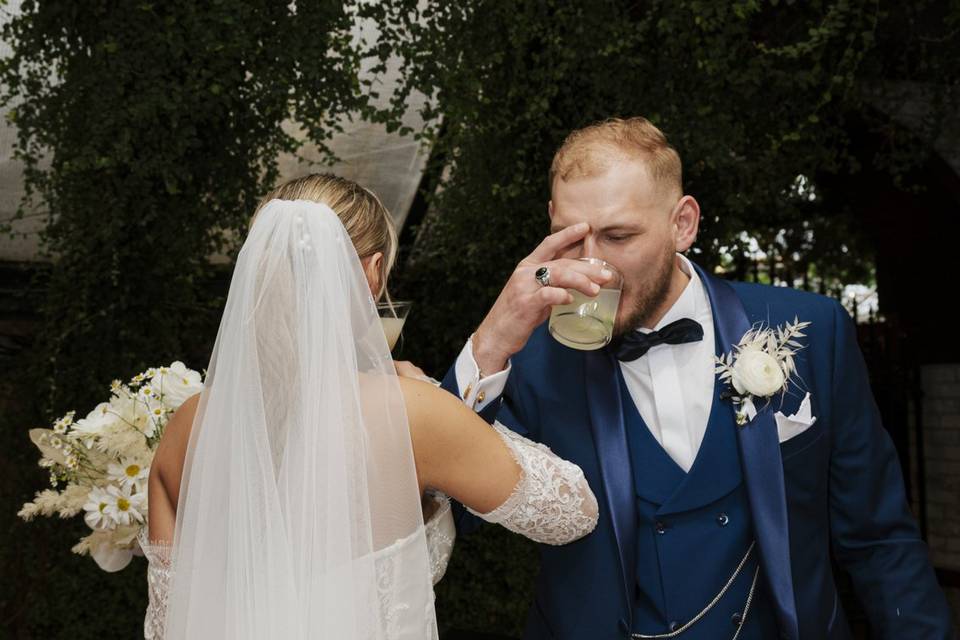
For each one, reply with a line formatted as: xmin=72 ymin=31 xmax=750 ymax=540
xmin=717 ymin=513 xmax=730 ymax=527
xmin=655 ymin=521 xmax=667 ymax=534
xmin=731 ymin=611 xmax=743 ymax=627
xmin=668 ymin=621 xmax=680 ymax=632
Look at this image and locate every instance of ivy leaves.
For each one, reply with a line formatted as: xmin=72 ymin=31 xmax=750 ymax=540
xmin=0 ymin=1 xmax=369 ymax=411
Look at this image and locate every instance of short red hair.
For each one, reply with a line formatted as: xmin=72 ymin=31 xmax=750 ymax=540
xmin=550 ymin=117 xmax=683 ymax=199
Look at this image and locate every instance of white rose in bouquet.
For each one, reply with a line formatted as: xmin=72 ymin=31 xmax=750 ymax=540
xmin=71 ymin=403 xmax=121 ymax=445
xmin=150 ymin=361 xmax=203 ymax=409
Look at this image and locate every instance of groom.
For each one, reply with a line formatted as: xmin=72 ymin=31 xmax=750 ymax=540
xmin=441 ymin=117 xmax=953 ymax=639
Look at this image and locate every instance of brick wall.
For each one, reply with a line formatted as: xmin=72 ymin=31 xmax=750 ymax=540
xmin=918 ymin=365 xmax=960 ymax=569
xmin=911 ymin=364 xmax=960 ymax=630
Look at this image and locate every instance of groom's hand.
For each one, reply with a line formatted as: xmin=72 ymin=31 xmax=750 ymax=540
xmin=472 ymin=222 xmax=612 ymax=374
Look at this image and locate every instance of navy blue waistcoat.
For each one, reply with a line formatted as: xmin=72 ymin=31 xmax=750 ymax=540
xmin=620 ymin=370 xmax=777 ymax=639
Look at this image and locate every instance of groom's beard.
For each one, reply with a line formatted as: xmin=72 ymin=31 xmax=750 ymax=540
xmin=614 ymin=246 xmax=675 ymax=336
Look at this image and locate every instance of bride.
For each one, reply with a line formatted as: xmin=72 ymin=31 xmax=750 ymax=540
xmin=141 ymin=174 xmax=599 ymax=639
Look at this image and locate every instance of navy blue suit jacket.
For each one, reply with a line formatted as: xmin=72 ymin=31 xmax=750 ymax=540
xmin=442 ymin=263 xmax=953 ymax=639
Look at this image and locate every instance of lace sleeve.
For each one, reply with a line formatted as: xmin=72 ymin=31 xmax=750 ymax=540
xmin=138 ymin=530 xmax=173 ymax=640
xmin=467 ymin=422 xmax=599 ymax=545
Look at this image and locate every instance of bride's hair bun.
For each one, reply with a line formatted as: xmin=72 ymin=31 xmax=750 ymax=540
xmin=254 ymin=173 xmax=398 ymax=300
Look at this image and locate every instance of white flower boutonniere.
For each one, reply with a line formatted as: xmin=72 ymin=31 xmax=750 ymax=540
xmin=715 ymin=317 xmax=811 ymax=425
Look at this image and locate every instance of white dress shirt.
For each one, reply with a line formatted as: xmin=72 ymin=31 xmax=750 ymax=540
xmin=455 ymin=253 xmax=716 ymax=472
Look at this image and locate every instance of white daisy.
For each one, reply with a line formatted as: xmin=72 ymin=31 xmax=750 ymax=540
xmin=83 ymin=486 xmax=114 ymax=530
xmin=104 ymin=484 xmax=146 ymax=527
xmin=107 ymin=460 xmax=149 ymax=491
xmin=52 ymin=411 xmax=76 ymax=435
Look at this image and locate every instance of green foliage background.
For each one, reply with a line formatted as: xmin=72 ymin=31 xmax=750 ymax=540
xmin=1 ymin=0 xmax=366 ymax=411
xmin=1 ymin=0 xmax=957 ymax=637
xmin=372 ymin=0 xmax=957 ymax=375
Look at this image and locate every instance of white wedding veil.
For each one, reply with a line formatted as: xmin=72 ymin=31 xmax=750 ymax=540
xmin=164 ymin=199 xmax=436 ymax=638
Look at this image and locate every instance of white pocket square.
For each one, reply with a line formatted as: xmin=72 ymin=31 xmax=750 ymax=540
xmin=774 ymin=392 xmax=817 ymax=444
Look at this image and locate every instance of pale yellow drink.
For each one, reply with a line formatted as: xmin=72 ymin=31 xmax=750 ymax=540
xmin=547 ymin=258 xmax=622 ymax=351
xmin=549 ymin=289 xmax=621 ymax=350
xmin=377 ymin=301 xmax=412 ymax=351
xmin=380 ymin=317 xmax=406 ymax=351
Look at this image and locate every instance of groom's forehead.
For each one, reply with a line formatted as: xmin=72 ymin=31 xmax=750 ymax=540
xmin=552 ymin=154 xmax=666 ymax=195
xmin=551 ymin=167 xmax=665 ymax=225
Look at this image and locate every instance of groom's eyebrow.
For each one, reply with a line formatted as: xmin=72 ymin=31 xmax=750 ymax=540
xmin=597 ymin=224 xmax=643 ymax=233
xmin=549 ymin=222 xmax=643 ymax=233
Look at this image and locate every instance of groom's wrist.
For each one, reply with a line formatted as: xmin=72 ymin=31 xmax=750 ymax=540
xmin=472 ymin=328 xmax=510 ymax=377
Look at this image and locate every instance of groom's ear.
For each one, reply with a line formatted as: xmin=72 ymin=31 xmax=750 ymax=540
xmin=673 ymin=195 xmax=701 ymax=252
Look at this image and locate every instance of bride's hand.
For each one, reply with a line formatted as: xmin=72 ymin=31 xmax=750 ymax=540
xmin=395 ymin=360 xmax=427 ymax=379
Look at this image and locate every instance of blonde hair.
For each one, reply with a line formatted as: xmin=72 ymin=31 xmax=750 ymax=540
xmin=254 ymin=173 xmax=398 ymax=300
xmin=550 ymin=117 xmax=683 ymax=200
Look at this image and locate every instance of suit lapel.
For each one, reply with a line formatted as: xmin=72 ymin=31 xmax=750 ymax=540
xmin=694 ymin=262 xmax=800 ymax=640
xmin=585 ymin=348 xmax=637 ymax=615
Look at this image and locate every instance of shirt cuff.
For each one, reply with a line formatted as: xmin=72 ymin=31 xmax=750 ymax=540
xmin=454 ymin=335 xmax=511 ymax=412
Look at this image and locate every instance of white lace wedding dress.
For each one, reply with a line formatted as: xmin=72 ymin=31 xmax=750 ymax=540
xmin=140 ymin=421 xmax=598 ymax=639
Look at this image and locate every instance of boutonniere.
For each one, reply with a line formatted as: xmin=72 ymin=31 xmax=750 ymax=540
xmin=715 ymin=317 xmax=811 ymax=426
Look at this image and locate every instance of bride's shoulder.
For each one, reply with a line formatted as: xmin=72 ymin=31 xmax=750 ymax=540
xmin=163 ymin=393 xmax=201 ymax=440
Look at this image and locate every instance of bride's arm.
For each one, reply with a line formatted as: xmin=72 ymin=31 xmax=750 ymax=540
xmin=147 ymin=392 xmax=201 ymax=542
xmin=401 ymin=377 xmax=598 ymax=545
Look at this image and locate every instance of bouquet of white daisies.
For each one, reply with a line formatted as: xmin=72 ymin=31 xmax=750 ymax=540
xmin=17 ymin=362 xmax=203 ymax=571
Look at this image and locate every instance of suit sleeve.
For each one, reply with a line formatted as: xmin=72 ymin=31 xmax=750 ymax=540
xmin=826 ymin=301 xmax=953 ymax=638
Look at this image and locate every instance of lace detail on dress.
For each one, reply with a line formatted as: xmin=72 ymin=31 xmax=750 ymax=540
xmin=138 ymin=530 xmax=172 ymax=640
xmin=375 ymin=548 xmax=411 ymax=639
xmin=373 ymin=528 xmax=440 ymax=640
xmin=467 ymin=421 xmax=599 ymax=545
xmin=423 ymin=492 xmax=455 ymax=585
xmin=138 ymin=504 xmax=451 ymax=638
xmin=144 ymin=528 xmax=438 ymax=640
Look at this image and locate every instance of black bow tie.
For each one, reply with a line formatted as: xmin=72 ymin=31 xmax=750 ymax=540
xmin=610 ymin=318 xmax=704 ymax=361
